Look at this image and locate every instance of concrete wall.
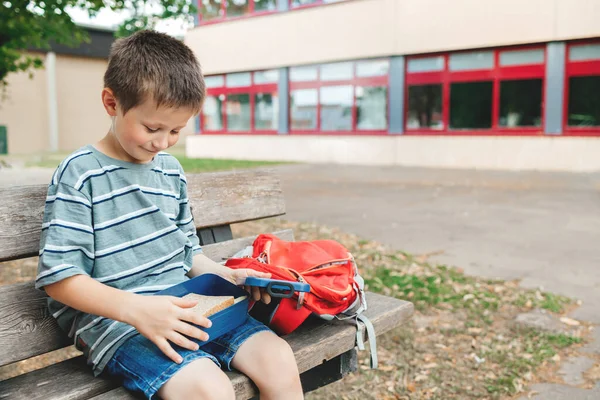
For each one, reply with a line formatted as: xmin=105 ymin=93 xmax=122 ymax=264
xmin=187 ymin=135 xmax=600 ymax=172
xmin=186 ymin=0 xmax=600 ymax=74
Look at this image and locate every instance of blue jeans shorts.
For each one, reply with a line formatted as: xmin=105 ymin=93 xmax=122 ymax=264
xmin=105 ymin=316 xmax=271 ymax=399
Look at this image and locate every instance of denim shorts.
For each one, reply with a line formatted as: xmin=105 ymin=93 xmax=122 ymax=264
xmin=105 ymin=316 xmax=271 ymax=399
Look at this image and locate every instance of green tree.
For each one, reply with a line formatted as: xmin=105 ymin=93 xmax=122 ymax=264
xmin=0 ymin=0 xmax=196 ymax=88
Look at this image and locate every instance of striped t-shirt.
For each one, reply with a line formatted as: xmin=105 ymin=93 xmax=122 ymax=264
xmin=35 ymin=145 xmax=202 ymax=376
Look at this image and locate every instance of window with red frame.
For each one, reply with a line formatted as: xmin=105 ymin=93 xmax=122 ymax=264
xmin=289 ymin=59 xmax=389 ymax=133
xmin=405 ymin=47 xmax=545 ymax=133
xmin=201 ymin=70 xmax=279 ymax=133
xmin=565 ymin=41 xmax=600 ymax=131
xmin=199 ymin=0 xmax=277 ymax=22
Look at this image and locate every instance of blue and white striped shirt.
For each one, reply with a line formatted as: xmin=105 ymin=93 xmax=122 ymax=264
xmin=35 ymin=145 xmax=202 ymax=376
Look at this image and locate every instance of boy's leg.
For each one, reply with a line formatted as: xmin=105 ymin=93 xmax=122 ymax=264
xmin=231 ymin=331 xmax=303 ymax=400
xmin=157 ymin=358 xmax=235 ymax=400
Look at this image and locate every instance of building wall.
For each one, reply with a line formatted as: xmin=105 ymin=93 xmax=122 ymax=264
xmin=186 ymin=0 xmax=600 ymax=75
xmin=0 ymin=53 xmax=49 ymax=155
xmin=187 ymin=134 xmax=600 ymax=172
xmin=56 ymin=55 xmax=110 ymax=151
xmin=0 ymin=53 xmax=196 ymax=155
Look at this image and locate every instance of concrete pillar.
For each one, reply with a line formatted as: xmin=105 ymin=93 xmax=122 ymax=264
xmin=544 ymin=42 xmax=566 ymax=135
xmin=46 ymin=51 xmax=59 ymax=152
xmin=278 ymin=67 xmax=289 ymax=134
xmin=389 ymin=56 xmax=405 ymax=134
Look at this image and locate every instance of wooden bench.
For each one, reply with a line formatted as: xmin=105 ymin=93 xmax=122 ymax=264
xmin=0 ymin=168 xmax=414 ymax=399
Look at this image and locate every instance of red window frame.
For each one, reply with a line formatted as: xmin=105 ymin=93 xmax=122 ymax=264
xmin=198 ymin=0 xmax=278 ymax=25
xmin=200 ymin=71 xmax=279 ymax=135
xmin=563 ymin=39 xmax=600 ymax=136
xmin=404 ymin=45 xmax=546 ymax=136
xmin=289 ymin=61 xmax=389 ymax=135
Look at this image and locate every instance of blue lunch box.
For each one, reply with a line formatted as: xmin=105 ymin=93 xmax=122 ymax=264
xmin=155 ymin=273 xmax=250 ymax=345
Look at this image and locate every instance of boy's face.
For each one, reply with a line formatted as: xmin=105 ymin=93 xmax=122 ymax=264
xmin=103 ymin=89 xmax=195 ymax=163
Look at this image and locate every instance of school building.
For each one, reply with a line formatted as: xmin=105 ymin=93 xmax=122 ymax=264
xmin=184 ymin=0 xmax=600 ymax=171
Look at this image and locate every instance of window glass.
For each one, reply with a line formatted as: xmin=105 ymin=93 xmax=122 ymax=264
xmin=254 ymin=69 xmax=279 ymax=84
xmin=254 ymin=0 xmax=277 ymax=12
xmin=450 ymin=82 xmax=493 ymax=129
xmin=205 ymin=75 xmax=224 ymax=88
xmin=569 ymin=44 xmax=600 ymax=62
xmin=226 ymin=72 xmax=251 ymax=87
xmin=200 ymin=0 xmax=222 ymax=20
xmin=356 ymin=86 xmax=387 ymax=130
xmin=407 ymin=56 xmax=444 ymax=73
xmin=320 ymin=62 xmax=353 ymax=81
xmin=568 ymin=76 xmax=600 ymax=127
xmin=500 ymin=49 xmax=544 ymax=66
xmin=226 ymin=94 xmax=251 ymax=131
xmin=449 ymin=51 xmax=494 ymax=71
xmin=255 ymin=93 xmax=279 ymax=130
xmin=356 ymin=59 xmax=389 ymax=77
xmin=320 ymin=85 xmax=353 ymax=131
xmin=290 ymin=89 xmax=318 ymax=129
xmin=202 ymin=95 xmax=224 ymax=130
xmin=290 ymin=65 xmax=318 ymax=82
xmin=499 ymin=79 xmax=543 ymax=127
xmin=225 ymin=0 xmax=249 ymax=17
xmin=407 ymin=84 xmax=444 ymax=129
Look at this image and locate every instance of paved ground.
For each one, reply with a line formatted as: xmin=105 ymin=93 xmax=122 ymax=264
xmin=273 ymin=163 xmax=600 ymax=399
xmin=2 ymin=163 xmax=599 ymax=398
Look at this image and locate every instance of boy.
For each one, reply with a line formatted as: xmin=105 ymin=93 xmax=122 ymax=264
xmin=35 ymin=30 xmax=304 ymax=400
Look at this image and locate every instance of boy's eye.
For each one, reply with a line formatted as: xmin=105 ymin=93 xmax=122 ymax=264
xmin=171 ymin=130 xmax=180 ymax=135
xmin=145 ymin=126 xmax=159 ymax=133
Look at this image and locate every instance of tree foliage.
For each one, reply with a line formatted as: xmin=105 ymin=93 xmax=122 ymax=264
xmin=0 ymin=0 xmax=196 ymax=87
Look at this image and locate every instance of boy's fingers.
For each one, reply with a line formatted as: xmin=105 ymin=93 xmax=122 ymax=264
xmin=171 ymin=296 xmax=198 ymax=309
xmin=176 ymin=321 xmax=210 ymax=342
xmin=180 ymin=311 xmax=212 ymax=329
xmin=156 ymin=338 xmax=183 ymax=364
xmin=261 ymin=291 xmax=272 ymax=305
xmin=252 ymin=286 xmax=261 ymax=301
xmin=169 ymin=332 xmax=200 ymax=352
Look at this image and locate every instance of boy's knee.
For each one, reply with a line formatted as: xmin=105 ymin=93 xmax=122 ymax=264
xmin=258 ymin=336 xmax=299 ymax=382
xmin=190 ymin=376 xmax=235 ymax=400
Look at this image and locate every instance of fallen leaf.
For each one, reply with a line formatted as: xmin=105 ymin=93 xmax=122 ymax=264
xmin=422 ymin=363 xmax=438 ymax=369
xmin=379 ymin=365 xmax=396 ymax=372
xmin=407 ymin=382 xmax=416 ymax=393
xmin=560 ymin=317 xmax=580 ymax=326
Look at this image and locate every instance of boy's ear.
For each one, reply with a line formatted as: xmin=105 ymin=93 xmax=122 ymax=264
xmin=101 ymin=88 xmax=118 ymax=117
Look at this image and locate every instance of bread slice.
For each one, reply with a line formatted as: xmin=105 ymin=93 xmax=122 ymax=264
xmin=183 ymin=293 xmax=235 ymax=317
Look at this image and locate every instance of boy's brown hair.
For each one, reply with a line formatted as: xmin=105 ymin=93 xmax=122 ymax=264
xmin=104 ymin=30 xmax=205 ymax=114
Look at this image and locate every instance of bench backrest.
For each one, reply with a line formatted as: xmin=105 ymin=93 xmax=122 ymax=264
xmin=0 ymin=169 xmax=286 ymax=368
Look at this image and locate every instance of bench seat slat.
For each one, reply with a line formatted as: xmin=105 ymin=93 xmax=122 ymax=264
xmin=0 ymin=169 xmax=285 ymax=262
xmin=0 ymin=293 xmax=414 ymax=400
xmin=0 ymin=230 xmax=294 ymax=367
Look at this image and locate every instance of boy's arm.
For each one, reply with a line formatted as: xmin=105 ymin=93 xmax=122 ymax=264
xmin=187 ymin=253 xmax=231 ymax=279
xmin=44 ymin=274 xmax=213 ymax=364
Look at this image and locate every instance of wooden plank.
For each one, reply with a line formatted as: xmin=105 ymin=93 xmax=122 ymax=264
xmin=0 ymin=230 xmax=293 ymax=367
xmin=1 ymin=292 xmax=414 ymax=400
xmin=0 ymin=169 xmax=285 ymax=262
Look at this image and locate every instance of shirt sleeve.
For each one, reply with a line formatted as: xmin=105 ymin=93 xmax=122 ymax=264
xmin=176 ymin=172 xmax=202 ymax=256
xmin=35 ymin=182 xmax=95 ymax=290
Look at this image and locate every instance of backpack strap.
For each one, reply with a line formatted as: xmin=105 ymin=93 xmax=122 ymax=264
xmin=357 ymin=314 xmax=378 ymax=369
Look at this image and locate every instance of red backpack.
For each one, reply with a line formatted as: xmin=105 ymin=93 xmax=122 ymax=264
xmin=225 ymin=233 xmax=378 ymax=368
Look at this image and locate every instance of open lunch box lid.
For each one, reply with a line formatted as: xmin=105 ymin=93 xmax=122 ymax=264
xmin=155 ymin=273 xmax=250 ymax=345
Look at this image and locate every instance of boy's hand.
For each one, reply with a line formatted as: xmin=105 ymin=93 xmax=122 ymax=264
xmin=223 ymin=268 xmax=272 ymax=304
xmin=124 ymin=295 xmax=212 ymax=364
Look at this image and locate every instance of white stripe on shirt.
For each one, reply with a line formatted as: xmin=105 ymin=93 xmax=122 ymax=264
xmin=95 ymin=226 xmax=178 ymax=257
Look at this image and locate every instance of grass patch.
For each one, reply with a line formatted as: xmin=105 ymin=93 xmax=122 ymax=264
xmin=513 ymin=291 xmax=572 ymax=313
xmin=485 ymin=332 xmax=582 ymax=396
xmin=22 ymin=151 xmax=285 ymax=172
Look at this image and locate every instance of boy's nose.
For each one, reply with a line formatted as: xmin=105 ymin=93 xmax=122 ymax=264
xmin=152 ymin=135 xmax=169 ymax=151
